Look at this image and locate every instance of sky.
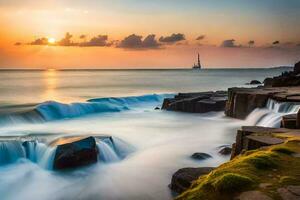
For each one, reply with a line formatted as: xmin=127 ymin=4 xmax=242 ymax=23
xmin=0 ymin=0 xmax=300 ymax=69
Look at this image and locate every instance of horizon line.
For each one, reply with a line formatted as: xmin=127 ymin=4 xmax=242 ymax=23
xmin=0 ymin=66 xmax=294 ymax=71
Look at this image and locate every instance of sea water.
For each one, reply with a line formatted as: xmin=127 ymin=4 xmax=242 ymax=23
xmin=0 ymin=68 xmax=297 ymax=200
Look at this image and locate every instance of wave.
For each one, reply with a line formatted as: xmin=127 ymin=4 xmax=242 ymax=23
xmin=0 ymin=136 xmax=134 ymax=169
xmin=0 ymin=94 xmax=173 ymax=125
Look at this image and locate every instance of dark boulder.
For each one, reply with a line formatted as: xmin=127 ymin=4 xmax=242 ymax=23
xmin=191 ymin=152 xmax=212 ymax=160
xmin=169 ymin=167 xmax=215 ymax=194
xmin=218 ymin=147 xmax=232 ymax=155
xmin=154 ymin=107 xmax=160 ymax=110
xmin=53 ymin=136 xmax=98 ymax=170
xmin=249 ymin=80 xmax=261 ymax=85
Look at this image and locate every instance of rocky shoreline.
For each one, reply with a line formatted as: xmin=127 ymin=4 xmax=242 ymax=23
xmin=167 ymin=62 xmax=300 ymax=200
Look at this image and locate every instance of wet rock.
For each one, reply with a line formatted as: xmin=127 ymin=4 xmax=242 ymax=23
xmin=162 ymin=91 xmax=227 ymax=113
xmin=154 ymin=107 xmax=160 ymax=110
xmin=219 ymin=147 xmax=232 ymax=155
xmin=249 ymin=80 xmax=262 ymax=85
xmin=281 ymin=114 xmax=297 ymax=129
xmin=53 ymin=136 xmax=98 ymax=170
xmin=236 ymin=191 xmax=272 ymax=200
xmin=191 ymin=152 xmax=212 ymax=160
xmin=169 ymin=167 xmax=215 ymax=194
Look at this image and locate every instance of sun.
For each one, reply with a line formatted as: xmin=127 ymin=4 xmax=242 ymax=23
xmin=48 ymin=37 xmax=56 ymax=44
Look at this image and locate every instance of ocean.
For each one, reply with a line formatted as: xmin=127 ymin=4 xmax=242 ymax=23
xmin=0 ymin=68 xmax=297 ymax=200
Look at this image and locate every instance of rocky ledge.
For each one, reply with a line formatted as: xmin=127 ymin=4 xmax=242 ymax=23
xmin=225 ymin=86 xmax=300 ymax=119
xmin=264 ymin=61 xmax=300 ymax=87
xmin=161 ymin=91 xmax=227 ymax=113
xmin=231 ymin=126 xmax=300 ymax=159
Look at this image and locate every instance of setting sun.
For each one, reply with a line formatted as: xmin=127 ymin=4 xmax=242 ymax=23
xmin=48 ymin=37 xmax=56 ymax=44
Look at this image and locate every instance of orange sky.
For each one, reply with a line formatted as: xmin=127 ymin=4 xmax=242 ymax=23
xmin=0 ymin=0 xmax=300 ymax=68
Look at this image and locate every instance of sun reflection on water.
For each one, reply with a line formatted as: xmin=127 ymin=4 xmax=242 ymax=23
xmin=43 ymin=69 xmax=58 ymax=101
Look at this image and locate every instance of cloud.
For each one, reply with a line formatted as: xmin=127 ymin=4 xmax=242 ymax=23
xmin=117 ymin=34 xmax=160 ymax=49
xmin=30 ymin=37 xmax=49 ymax=45
xmin=196 ymin=35 xmax=205 ymax=40
xmin=273 ymin=40 xmax=280 ymax=45
xmin=159 ymin=33 xmax=185 ymax=44
xmin=57 ymin=32 xmax=76 ymax=46
xmin=220 ymin=39 xmax=241 ymax=48
xmin=80 ymin=35 xmax=112 ymax=47
xmin=79 ymin=34 xmax=86 ymax=39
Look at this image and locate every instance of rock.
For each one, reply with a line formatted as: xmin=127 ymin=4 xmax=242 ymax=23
xmin=236 ymin=191 xmax=272 ymax=200
xmin=169 ymin=167 xmax=215 ymax=194
xmin=281 ymin=114 xmax=297 ymax=129
xmin=154 ymin=107 xmax=160 ymax=110
xmin=53 ymin=136 xmax=98 ymax=170
xmin=231 ymin=126 xmax=286 ymax=159
xmin=225 ymin=87 xmax=300 ymax=119
xmin=263 ymin=61 xmax=300 ymax=87
xmin=278 ymin=186 xmax=300 ymax=200
xmin=219 ymin=147 xmax=232 ymax=155
xmin=191 ymin=152 xmax=212 ymax=160
xmin=162 ymin=91 xmax=227 ymax=113
xmin=249 ymin=80 xmax=262 ymax=85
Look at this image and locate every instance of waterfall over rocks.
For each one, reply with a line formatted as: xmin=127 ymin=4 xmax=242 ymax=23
xmin=246 ymin=99 xmax=300 ymax=128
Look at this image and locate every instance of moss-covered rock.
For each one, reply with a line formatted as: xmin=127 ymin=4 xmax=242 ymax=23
xmin=212 ymin=173 xmax=254 ymax=193
xmin=175 ymin=138 xmax=300 ymax=200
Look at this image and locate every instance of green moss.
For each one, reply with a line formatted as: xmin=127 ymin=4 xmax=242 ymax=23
xmin=176 ymin=137 xmax=300 ymax=200
xmin=212 ymin=173 xmax=254 ymax=193
xmin=244 ymin=153 xmax=278 ymax=170
xmin=279 ymin=176 xmax=299 ymax=185
xmin=271 ymin=147 xmax=294 ymax=155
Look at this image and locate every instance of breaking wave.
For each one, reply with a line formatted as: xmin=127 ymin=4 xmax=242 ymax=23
xmin=0 ymin=94 xmax=172 ymax=125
